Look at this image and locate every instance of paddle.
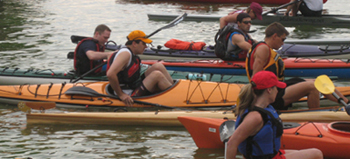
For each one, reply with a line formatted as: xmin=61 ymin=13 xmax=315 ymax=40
xmin=314 ymin=74 xmax=350 ymax=115
xmin=71 ymin=13 xmax=187 ymax=83
xmin=70 ymin=61 xmax=107 ymax=83
xmin=262 ymin=0 xmax=301 ymax=16
xmin=219 ymin=120 xmax=236 ymax=159
xmin=64 ymin=86 xmax=191 ymax=110
xmin=18 ymin=101 xmax=56 ymax=113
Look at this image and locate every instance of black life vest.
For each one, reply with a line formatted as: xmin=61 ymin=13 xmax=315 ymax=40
xmin=74 ymin=38 xmax=105 ymax=75
xmin=214 ymin=26 xmax=254 ymax=61
xmin=106 ymin=48 xmax=141 ymax=88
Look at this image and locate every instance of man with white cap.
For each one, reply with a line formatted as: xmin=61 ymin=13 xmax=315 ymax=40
xmin=106 ymin=30 xmax=174 ymax=106
xmin=219 ymin=2 xmax=263 ymax=29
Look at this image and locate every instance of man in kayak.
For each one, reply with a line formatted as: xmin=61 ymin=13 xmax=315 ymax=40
xmin=219 ymin=2 xmax=263 ymax=29
xmin=285 ymin=0 xmax=323 ymax=17
xmin=245 ymin=22 xmax=348 ymax=110
xmin=226 ymin=70 xmax=323 ymax=159
xmin=106 ymin=30 xmax=174 ymax=106
xmin=74 ymin=24 xmax=114 ymax=76
xmin=225 ymin=13 xmax=257 ymax=60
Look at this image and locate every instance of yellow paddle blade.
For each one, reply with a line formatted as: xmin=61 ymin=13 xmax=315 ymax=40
xmin=314 ymin=75 xmax=335 ymax=95
xmin=18 ymin=102 xmax=31 ymax=114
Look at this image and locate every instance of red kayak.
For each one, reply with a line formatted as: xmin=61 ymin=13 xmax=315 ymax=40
xmin=142 ymin=58 xmax=350 ymax=79
xmin=178 ymin=116 xmax=350 ymax=159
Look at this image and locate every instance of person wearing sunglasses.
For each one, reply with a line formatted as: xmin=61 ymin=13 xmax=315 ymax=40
xmin=74 ymin=24 xmax=114 ymax=76
xmin=285 ymin=0 xmax=323 ymax=17
xmin=226 ymin=13 xmax=257 ymax=60
xmin=219 ymin=2 xmax=262 ymax=29
xmin=245 ymin=22 xmax=348 ymax=110
xmin=106 ymin=30 xmax=174 ymax=106
xmin=226 ymin=70 xmax=323 ymax=159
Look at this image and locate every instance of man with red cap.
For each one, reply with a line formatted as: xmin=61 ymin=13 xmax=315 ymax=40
xmin=106 ymin=30 xmax=174 ymax=106
xmin=219 ymin=2 xmax=263 ymax=29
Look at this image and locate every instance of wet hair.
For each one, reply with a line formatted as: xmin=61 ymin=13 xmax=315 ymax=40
xmin=94 ymin=24 xmax=111 ymax=34
xmin=237 ymin=13 xmax=251 ymax=23
xmin=125 ymin=40 xmax=142 ymax=45
xmin=265 ymin=22 xmax=289 ymax=38
xmin=236 ymin=83 xmax=266 ymax=116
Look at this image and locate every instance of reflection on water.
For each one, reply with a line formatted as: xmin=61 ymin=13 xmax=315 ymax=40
xmin=0 ymin=0 xmax=350 ymax=158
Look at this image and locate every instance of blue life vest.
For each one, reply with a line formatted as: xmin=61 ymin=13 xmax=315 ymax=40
xmin=236 ymin=105 xmax=283 ymax=159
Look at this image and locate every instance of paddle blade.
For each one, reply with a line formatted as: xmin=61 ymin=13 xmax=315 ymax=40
xmin=18 ymin=102 xmax=31 ymax=113
xmin=219 ymin=120 xmax=236 ymax=142
xmin=314 ymin=75 xmax=335 ymax=95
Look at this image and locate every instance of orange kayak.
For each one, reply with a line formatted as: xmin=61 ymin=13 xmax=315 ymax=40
xmin=0 ymin=80 xmax=242 ymax=109
xmin=178 ymin=116 xmax=350 ymax=159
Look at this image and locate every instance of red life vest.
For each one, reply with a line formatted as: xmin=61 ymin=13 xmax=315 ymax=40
xmin=106 ymin=48 xmax=141 ymax=88
xmin=164 ymin=39 xmax=206 ymax=51
xmin=74 ymin=38 xmax=105 ymax=75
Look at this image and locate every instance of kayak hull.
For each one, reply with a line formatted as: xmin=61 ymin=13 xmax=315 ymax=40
xmin=178 ymin=116 xmax=350 ymax=159
xmin=26 ymin=107 xmax=349 ymax=127
xmin=148 ymin=13 xmax=350 ymax=27
xmin=0 ymin=80 xmax=241 ymax=108
xmin=141 ymin=43 xmax=350 ymax=60
xmin=142 ymin=58 xmax=350 ymax=79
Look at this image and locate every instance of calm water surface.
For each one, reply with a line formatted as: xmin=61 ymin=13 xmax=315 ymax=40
xmin=0 ymin=0 xmax=350 ymax=158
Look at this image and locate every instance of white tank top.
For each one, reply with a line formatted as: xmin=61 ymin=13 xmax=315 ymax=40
xmin=304 ymin=0 xmax=323 ymax=11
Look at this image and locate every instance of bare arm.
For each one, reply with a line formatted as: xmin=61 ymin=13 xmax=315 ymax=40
xmin=86 ymin=50 xmax=113 ymax=60
xmin=232 ymin=34 xmax=253 ymax=51
xmin=106 ymin=51 xmax=133 ymax=106
xmin=219 ymin=14 xmax=238 ymax=29
xmin=226 ymin=112 xmax=264 ymax=159
xmin=252 ymin=44 xmax=270 ymax=77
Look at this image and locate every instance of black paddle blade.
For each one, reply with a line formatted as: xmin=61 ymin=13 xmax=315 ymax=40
xmin=71 ymin=35 xmax=88 ymax=44
xmin=219 ymin=120 xmax=236 ymax=142
xmin=64 ymin=86 xmax=102 ymax=97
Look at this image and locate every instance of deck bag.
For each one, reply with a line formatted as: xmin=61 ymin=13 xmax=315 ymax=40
xmin=164 ymin=39 xmax=206 ymax=51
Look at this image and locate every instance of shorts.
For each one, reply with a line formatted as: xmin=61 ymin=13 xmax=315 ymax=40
xmin=299 ymin=2 xmax=322 ymax=17
xmin=272 ymin=150 xmax=286 ymax=159
xmin=271 ymin=77 xmax=306 ymax=110
xmin=131 ymin=82 xmax=152 ymax=97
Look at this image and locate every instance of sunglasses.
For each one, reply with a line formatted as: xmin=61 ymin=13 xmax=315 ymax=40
xmin=280 ymin=37 xmax=286 ymax=42
xmin=242 ymin=21 xmax=252 ymax=24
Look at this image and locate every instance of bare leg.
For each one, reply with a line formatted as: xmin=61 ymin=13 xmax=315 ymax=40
xmin=284 ymin=148 xmax=323 ymax=159
xmin=142 ymin=70 xmax=173 ymax=93
xmin=283 ymin=81 xmax=320 ymax=109
xmin=145 ymin=62 xmax=173 ymax=84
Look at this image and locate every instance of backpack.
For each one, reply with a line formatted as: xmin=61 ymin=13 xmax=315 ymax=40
xmin=214 ymin=25 xmax=238 ymax=60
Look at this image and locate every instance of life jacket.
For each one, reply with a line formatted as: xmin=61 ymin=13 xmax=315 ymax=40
xmin=236 ymin=105 xmax=283 ymax=159
xmin=164 ymin=39 xmax=206 ymax=51
xmin=74 ymin=38 xmax=105 ymax=75
xmin=106 ymin=48 xmax=141 ymax=88
xmin=246 ymin=42 xmax=285 ymax=81
xmin=226 ymin=28 xmax=254 ymax=60
xmin=214 ymin=26 xmax=253 ymax=61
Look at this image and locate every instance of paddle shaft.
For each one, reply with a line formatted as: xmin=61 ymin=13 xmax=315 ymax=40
xmin=71 ymin=61 xmax=107 ymax=83
xmin=262 ymin=0 xmax=301 ymax=16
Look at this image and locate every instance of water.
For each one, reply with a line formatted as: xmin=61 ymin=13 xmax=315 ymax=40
xmin=0 ymin=0 xmax=350 ymax=158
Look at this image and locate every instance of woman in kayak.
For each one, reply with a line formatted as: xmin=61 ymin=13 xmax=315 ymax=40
xmin=226 ymin=70 xmax=323 ymax=159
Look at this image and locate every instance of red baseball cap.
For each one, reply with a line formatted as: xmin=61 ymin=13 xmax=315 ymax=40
xmin=250 ymin=2 xmax=263 ymax=20
xmin=251 ymin=71 xmax=286 ymax=90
